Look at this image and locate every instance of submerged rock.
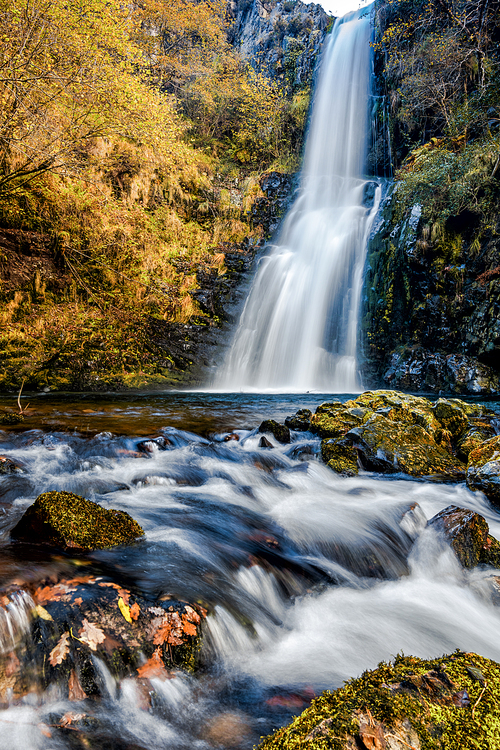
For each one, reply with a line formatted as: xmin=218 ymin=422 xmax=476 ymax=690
xmin=466 ymin=435 xmax=500 ymax=505
xmin=258 ymin=651 xmax=500 ymax=750
xmin=0 ymin=456 xmax=25 ymax=475
xmin=258 ymin=420 xmax=291 ymax=444
xmin=11 ymin=491 xmax=144 ymax=550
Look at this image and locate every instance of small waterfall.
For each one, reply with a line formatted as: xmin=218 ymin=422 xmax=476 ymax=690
xmin=217 ymin=8 xmax=380 ymax=392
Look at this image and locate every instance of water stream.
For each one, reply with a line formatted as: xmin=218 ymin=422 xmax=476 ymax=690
xmin=217 ymin=9 xmax=380 ymax=392
xmin=1 ymin=393 xmax=500 ymax=748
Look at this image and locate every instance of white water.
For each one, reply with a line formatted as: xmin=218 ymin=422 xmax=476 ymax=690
xmin=217 ymin=9 xmax=379 ymax=392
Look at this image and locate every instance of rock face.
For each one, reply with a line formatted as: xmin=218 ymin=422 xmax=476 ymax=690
xmin=427 ymin=505 xmax=489 ymax=568
xmin=11 ymin=491 xmax=144 ymax=550
xmin=362 ymin=181 xmax=500 ymax=396
xmin=258 ymin=651 xmax=500 ymax=750
xmin=228 ymin=0 xmax=331 ymax=90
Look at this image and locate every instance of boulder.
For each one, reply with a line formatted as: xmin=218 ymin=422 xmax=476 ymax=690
xmin=427 ymin=505 xmax=489 ymax=568
xmin=0 ymin=413 xmax=24 ymax=425
xmin=0 ymin=575 xmax=205 ymax=703
xmin=466 ymin=435 xmax=500 ymax=505
xmin=432 ymin=399 xmax=469 ymax=440
xmin=11 ymin=491 xmax=144 ymax=550
xmin=258 ymin=420 xmax=290 ymax=444
xmin=258 ymin=651 xmax=500 ymax=750
xmin=284 ymin=409 xmax=312 ymax=431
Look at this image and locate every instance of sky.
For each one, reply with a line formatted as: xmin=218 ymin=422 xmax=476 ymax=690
xmin=302 ymin=0 xmax=372 ymax=18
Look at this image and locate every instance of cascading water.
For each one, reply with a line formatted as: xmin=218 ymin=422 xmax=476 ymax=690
xmin=217 ymin=8 xmax=380 ymax=392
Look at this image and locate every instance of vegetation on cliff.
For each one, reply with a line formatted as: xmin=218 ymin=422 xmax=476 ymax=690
xmin=0 ymin=0 xmax=320 ymax=391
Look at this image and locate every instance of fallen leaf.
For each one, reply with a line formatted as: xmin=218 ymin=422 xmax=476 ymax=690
xmin=148 ymin=606 xmax=164 ymax=616
xmin=68 ymin=670 xmax=87 ymax=701
xmin=184 ymin=605 xmax=201 ymax=624
xmin=117 ymin=588 xmax=130 ymax=605
xmin=65 ymin=576 xmax=97 ymax=586
xmin=60 ymin=711 xmax=86 ymax=727
xmin=34 ymin=584 xmax=75 ymax=605
xmin=118 ymin=597 xmax=132 ymax=623
xmin=35 ymin=605 xmax=53 ymax=621
xmin=73 ymin=597 xmax=83 ymax=606
xmin=182 ymin=614 xmax=198 ymax=636
xmin=152 ymin=620 xmax=171 ymax=645
xmin=98 ymin=582 xmax=121 ymax=590
xmin=79 ymin=619 xmax=106 ymax=650
xmin=137 ymin=649 xmax=169 ymax=680
xmin=130 ymin=602 xmax=140 ymax=620
xmin=49 ymin=632 xmax=70 ymax=667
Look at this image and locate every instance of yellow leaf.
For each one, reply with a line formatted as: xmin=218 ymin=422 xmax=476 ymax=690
xmin=118 ymin=596 xmax=132 ymax=623
xmin=35 ymin=605 xmax=53 ymax=621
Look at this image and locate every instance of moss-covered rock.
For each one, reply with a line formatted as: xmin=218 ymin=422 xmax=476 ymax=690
xmin=258 ymin=651 xmax=500 ymax=750
xmin=427 ymin=505 xmax=489 ymax=568
xmin=0 ymin=412 xmax=25 ymax=425
xmin=432 ymin=399 xmax=469 ymax=440
xmin=467 ymin=435 xmax=500 ymax=505
xmin=11 ymin=491 xmax=144 ymax=550
xmin=259 ymin=420 xmax=291 ymax=444
xmin=321 ymin=438 xmax=359 ymax=477
xmin=0 ymin=456 xmax=25 ymax=475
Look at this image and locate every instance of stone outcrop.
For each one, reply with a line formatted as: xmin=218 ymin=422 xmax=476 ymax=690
xmin=467 ymin=435 xmax=500 ymax=506
xmin=11 ymin=491 xmax=144 ymax=550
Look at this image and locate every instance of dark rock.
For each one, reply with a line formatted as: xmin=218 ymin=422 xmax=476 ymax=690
xmin=11 ymin=491 xmax=144 ymax=550
xmin=259 ymin=435 xmax=273 ymax=448
xmin=0 ymin=413 xmax=25 ymax=425
xmin=258 ymin=420 xmax=290 ymax=444
xmin=285 ymin=408 xmax=312 ymax=431
xmin=224 ymin=432 xmax=240 ymax=442
xmin=0 ymin=456 xmax=26 ymax=475
xmin=362 ymin=181 xmax=379 ymax=208
xmin=136 ymin=436 xmax=171 ymax=453
xmin=427 ymin=505 xmax=489 ymax=568
xmin=466 ymin=435 xmax=500 ymax=505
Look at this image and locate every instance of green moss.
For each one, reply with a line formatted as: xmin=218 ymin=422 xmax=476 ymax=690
xmin=468 ymin=435 xmax=500 ymax=469
xmin=321 ymin=439 xmax=359 ymax=477
xmin=11 ymin=491 xmax=144 ymax=550
xmin=258 ymin=651 xmax=500 ymax=750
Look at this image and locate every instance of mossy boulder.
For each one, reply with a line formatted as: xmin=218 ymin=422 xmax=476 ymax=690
xmin=258 ymin=651 xmax=500 ymax=750
xmin=346 ymin=414 xmax=465 ymax=479
xmin=427 ymin=505 xmax=489 ymax=568
xmin=432 ymin=399 xmax=469 ymax=440
xmin=259 ymin=419 xmax=291 ymax=444
xmin=11 ymin=491 xmax=144 ymax=550
xmin=285 ymin=409 xmax=312 ymax=431
xmin=466 ymin=435 xmax=500 ymax=505
xmin=321 ymin=438 xmax=359 ymax=477
xmin=0 ymin=412 xmax=25 ymax=425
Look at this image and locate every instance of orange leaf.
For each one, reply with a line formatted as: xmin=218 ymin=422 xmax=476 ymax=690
xmin=181 ymin=615 xmax=197 ymax=637
xmin=49 ymin=631 xmax=70 ymax=666
xmin=38 ymin=723 xmax=52 ymax=738
xmin=60 ymin=711 xmax=86 ymax=727
xmin=117 ymin=589 xmax=130 ymax=605
xmin=137 ymin=649 xmax=169 ymax=680
xmin=184 ymin=605 xmax=201 ymax=624
xmin=79 ymin=619 xmax=106 ymax=650
xmin=68 ymin=670 xmax=87 ymax=701
xmin=153 ymin=621 xmax=171 ymax=645
xmin=73 ymin=597 xmax=83 ymax=606
xmin=130 ymin=602 xmax=140 ymax=620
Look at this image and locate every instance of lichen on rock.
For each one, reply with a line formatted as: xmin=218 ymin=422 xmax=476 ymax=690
xmin=11 ymin=491 xmax=144 ymax=550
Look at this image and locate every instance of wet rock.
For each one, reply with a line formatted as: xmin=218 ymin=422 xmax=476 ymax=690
xmin=284 ymin=408 xmax=312 ymax=431
xmin=258 ymin=651 xmax=500 ymax=750
xmin=259 ymin=436 xmax=273 ymax=448
xmin=0 ymin=456 xmax=25 ymax=475
xmin=224 ymin=432 xmax=240 ymax=442
xmin=136 ymin=436 xmax=171 ymax=453
xmin=347 ymin=414 xmax=465 ymax=479
xmin=479 ymin=535 xmax=500 ymax=568
xmin=203 ymin=711 xmax=252 ymax=748
xmin=427 ymin=505 xmax=489 ymax=568
xmin=466 ymin=435 xmax=500 ymax=505
xmin=321 ymin=438 xmax=359 ymax=477
xmin=310 ymin=402 xmax=366 ymax=439
xmin=258 ymin=420 xmax=290 ymax=444
xmin=432 ymin=399 xmax=469 ymax=440
xmin=11 ymin=491 xmax=144 ymax=550
xmin=0 ymin=576 xmax=205 ymax=702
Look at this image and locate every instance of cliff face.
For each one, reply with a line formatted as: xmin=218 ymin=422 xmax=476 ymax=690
xmin=361 ymin=0 xmax=500 ymax=395
xmin=228 ymin=0 xmax=331 ymax=90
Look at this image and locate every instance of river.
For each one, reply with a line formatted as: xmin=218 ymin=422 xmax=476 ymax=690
xmin=1 ymin=391 xmax=500 ymax=749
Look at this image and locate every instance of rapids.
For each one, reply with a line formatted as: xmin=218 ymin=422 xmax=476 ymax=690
xmin=1 ymin=392 xmax=500 ymax=749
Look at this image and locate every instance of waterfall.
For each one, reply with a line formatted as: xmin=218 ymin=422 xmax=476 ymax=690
xmin=217 ymin=8 xmax=380 ymax=392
